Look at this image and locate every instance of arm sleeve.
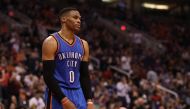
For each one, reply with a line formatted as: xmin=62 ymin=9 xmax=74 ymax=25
xmin=43 ymin=60 xmax=65 ymax=102
xmin=80 ymin=61 xmax=93 ymax=100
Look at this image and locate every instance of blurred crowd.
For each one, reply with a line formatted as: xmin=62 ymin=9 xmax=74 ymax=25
xmin=86 ymin=20 xmax=190 ymax=109
xmin=0 ymin=0 xmax=190 ymax=109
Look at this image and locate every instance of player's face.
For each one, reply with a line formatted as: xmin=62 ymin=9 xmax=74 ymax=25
xmin=65 ymin=10 xmax=81 ymax=33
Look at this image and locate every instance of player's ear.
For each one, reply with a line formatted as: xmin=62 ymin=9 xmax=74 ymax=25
xmin=60 ymin=16 xmax=67 ymax=23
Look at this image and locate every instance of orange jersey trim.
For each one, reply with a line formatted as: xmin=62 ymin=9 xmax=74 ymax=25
xmin=57 ymin=32 xmax=76 ymax=47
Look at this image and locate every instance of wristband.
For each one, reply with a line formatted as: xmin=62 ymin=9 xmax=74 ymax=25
xmin=87 ymin=101 xmax=93 ymax=105
xmin=61 ymin=97 xmax=69 ymax=105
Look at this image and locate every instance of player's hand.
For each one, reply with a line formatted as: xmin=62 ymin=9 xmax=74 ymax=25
xmin=61 ymin=97 xmax=76 ymax=109
xmin=87 ymin=100 xmax=95 ymax=109
xmin=87 ymin=103 xmax=95 ymax=109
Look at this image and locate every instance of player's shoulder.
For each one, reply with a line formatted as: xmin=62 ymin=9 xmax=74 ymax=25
xmin=80 ymin=38 xmax=89 ymax=52
xmin=80 ymin=38 xmax=88 ymax=46
xmin=43 ymin=35 xmax=57 ymax=44
xmin=42 ymin=35 xmax=57 ymax=47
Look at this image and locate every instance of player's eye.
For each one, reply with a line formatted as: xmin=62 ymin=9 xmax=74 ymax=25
xmin=73 ymin=16 xmax=81 ymax=20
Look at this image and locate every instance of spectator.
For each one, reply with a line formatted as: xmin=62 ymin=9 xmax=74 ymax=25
xmin=116 ymin=76 xmax=131 ymax=107
xmin=29 ymin=91 xmax=45 ymax=109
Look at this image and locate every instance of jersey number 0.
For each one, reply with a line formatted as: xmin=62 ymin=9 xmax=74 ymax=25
xmin=69 ymin=71 xmax=74 ymax=83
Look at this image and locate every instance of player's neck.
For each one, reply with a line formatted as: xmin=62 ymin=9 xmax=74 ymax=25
xmin=59 ymin=28 xmax=74 ymax=40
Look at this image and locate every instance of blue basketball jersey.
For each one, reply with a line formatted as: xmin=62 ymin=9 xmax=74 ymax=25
xmin=51 ymin=32 xmax=84 ymax=88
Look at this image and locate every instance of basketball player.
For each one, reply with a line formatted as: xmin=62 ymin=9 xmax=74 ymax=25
xmin=42 ymin=7 xmax=95 ymax=109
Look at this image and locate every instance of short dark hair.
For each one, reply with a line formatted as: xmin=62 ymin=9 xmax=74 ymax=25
xmin=59 ymin=7 xmax=78 ymax=19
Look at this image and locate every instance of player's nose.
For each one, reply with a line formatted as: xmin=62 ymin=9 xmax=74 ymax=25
xmin=76 ymin=18 xmax=81 ymax=24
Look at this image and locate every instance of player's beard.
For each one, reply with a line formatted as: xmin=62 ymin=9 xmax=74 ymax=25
xmin=66 ymin=23 xmax=80 ymax=34
xmin=74 ymin=27 xmax=80 ymax=33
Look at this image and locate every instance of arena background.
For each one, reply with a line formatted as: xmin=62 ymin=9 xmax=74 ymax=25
xmin=0 ymin=0 xmax=190 ymax=109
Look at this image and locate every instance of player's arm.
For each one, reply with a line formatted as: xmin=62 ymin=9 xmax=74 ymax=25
xmin=80 ymin=40 xmax=93 ymax=104
xmin=42 ymin=36 xmax=75 ymax=108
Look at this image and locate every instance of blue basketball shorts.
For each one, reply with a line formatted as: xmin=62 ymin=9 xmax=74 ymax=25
xmin=45 ymin=87 xmax=86 ymax=109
